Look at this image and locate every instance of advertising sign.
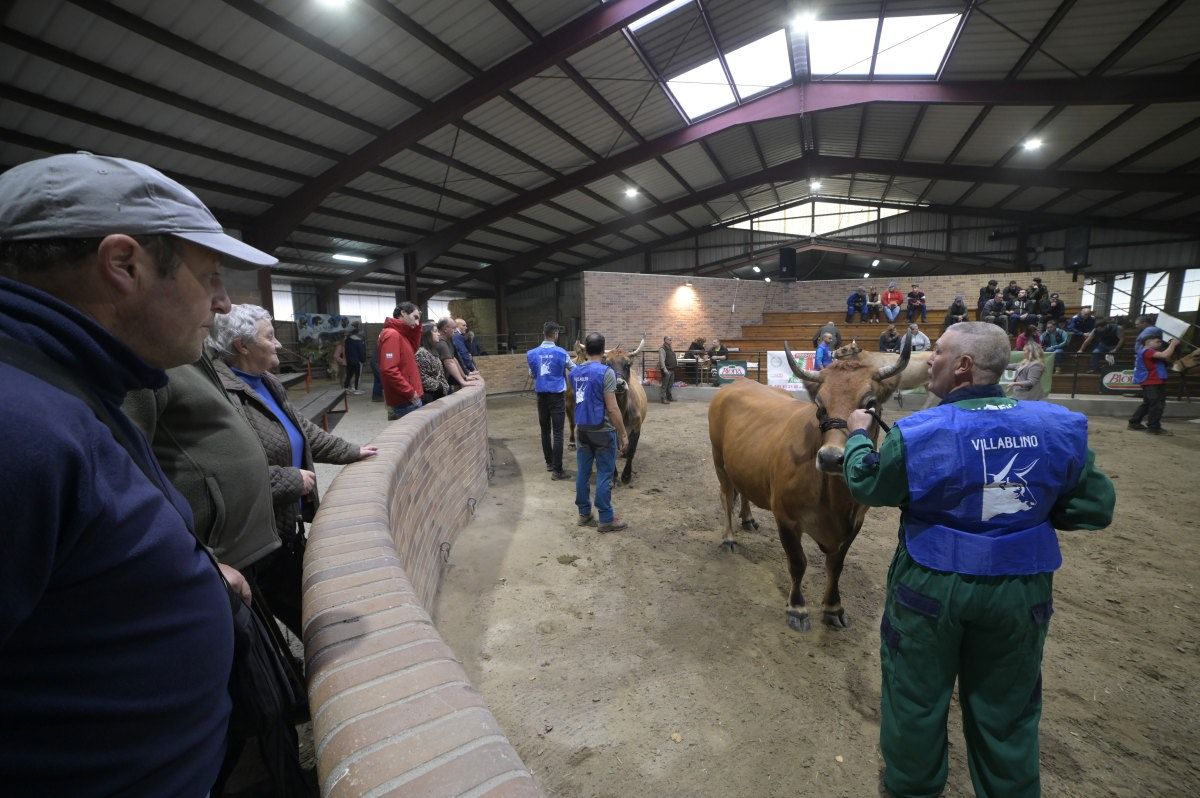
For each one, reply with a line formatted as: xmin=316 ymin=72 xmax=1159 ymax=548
xmin=767 ymin=351 xmax=816 ymax=393
xmin=1099 ymin=368 xmax=1140 ymax=394
xmin=294 ymin=313 xmax=361 ymax=344
xmin=715 ymin=360 xmax=748 ymax=384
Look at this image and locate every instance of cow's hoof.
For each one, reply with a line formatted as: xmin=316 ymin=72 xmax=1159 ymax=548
xmin=741 ymin=518 xmax=759 ymax=531
xmin=720 ymin=540 xmax=738 ymax=553
xmin=822 ymin=608 xmax=849 ymax=629
xmin=787 ymin=610 xmax=811 ymax=632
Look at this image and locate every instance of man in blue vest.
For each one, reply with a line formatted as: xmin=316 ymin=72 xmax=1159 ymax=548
xmin=571 ymin=333 xmax=629 ymax=532
xmin=527 ymin=321 xmax=573 ymax=480
xmin=841 ymin=322 xmax=1115 ymax=798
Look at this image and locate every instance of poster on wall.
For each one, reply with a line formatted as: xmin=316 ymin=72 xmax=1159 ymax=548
xmin=767 ymin=351 xmax=816 ymax=393
xmin=294 ymin=313 xmax=362 ymax=344
xmin=714 ymin=360 xmax=749 ymax=385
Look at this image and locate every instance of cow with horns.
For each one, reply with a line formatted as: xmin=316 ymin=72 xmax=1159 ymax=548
xmin=568 ymin=338 xmax=648 ymax=485
xmin=708 ymin=335 xmax=911 ymax=631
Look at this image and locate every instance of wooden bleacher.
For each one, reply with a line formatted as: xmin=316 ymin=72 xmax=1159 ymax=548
xmin=721 ymin=310 xmax=1186 ymax=397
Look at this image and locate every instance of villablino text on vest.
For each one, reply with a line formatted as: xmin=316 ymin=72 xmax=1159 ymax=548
xmin=971 ymin=435 xmax=1039 ymax=451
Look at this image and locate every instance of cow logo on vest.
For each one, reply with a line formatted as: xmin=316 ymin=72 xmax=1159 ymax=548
xmin=980 ymin=451 xmax=1039 ymax=521
xmin=539 ymin=357 xmax=553 ymax=377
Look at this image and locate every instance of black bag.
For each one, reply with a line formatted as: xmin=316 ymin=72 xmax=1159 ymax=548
xmin=0 ymin=341 xmax=316 ymax=797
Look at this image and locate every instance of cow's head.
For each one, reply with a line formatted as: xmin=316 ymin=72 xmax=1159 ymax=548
xmin=1172 ymin=346 xmax=1200 ymax=373
xmin=603 ymin=338 xmax=645 ymax=383
xmin=785 ymin=334 xmax=911 ymax=474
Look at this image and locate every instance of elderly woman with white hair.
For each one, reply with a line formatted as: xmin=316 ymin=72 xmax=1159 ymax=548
xmin=209 ymin=304 xmax=377 ymax=637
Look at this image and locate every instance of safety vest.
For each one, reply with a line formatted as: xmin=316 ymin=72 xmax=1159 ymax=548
xmin=1133 ymin=346 xmax=1168 ymax=384
xmin=527 ymin=342 xmax=570 ymax=393
xmin=571 ymin=361 xmax=611 ymax=427
xmin=895 ymin=398 xmax=1089 ymax=576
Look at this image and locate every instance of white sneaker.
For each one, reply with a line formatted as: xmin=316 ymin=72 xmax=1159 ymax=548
xmin=351 ymin=389 xmax=364 ymax=395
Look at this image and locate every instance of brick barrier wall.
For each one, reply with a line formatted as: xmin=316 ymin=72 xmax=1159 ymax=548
xmin=303 ymin=381 xmax=542 ymax=797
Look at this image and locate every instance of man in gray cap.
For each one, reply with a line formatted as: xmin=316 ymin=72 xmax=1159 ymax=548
xmin=0 ymin=152 xmax=276 ymax=795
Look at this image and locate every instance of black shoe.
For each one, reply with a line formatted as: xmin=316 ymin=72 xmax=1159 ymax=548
xmin=551 ymin=470 xmax=572 ymax=480
xmin=1145 ymin=427 xmax=1172 ymax=436
xmin=1127 ymin=422 xmax=1147 ymax=431
xmin=545 ymin=463 xmax=554 ymax=471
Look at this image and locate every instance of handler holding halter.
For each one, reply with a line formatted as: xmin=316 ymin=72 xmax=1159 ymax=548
xmin=841 ymin=322 xmax=1115 ymax=798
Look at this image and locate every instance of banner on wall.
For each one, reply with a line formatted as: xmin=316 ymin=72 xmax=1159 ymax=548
xmin=767 ymin=351 xmax=816 ymax=393
xmin=294 ymin=313 xmax=362 ymax=344
xmin=714 ymin=360 xmax=749 ymax=384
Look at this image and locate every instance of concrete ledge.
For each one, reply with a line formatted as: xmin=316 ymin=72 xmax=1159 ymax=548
xmin=304 ymin=381 xmax=541 ymax=797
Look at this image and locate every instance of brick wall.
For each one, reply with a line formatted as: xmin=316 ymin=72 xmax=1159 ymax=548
xmin=474 ymin=353 xmax=530 ymax=394
xmin=303 ymin=382 xmax=540 ymax=797
xmin=583 ymin=270 xmax=1084 ymax=351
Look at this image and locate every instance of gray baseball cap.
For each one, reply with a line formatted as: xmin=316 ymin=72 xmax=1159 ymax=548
xmin=0 ymin=152 xmax=277 ymax=268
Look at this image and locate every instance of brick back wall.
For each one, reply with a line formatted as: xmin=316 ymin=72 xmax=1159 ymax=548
xmin=303 ymin=382 xmax=540 ymax=797
xmin=475 ymin=353 xmax=530 ymax=394
xmin=583 ymin=270 xmax=1084 ymax=352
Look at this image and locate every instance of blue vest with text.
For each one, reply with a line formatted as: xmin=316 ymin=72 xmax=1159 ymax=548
xmin=571 ymin=361 xmax=610 ymax=427
xmin=895 ymin=398 xmax=1089 ymax=576
xmin=527 ymin=343 xmax=570 ymax=393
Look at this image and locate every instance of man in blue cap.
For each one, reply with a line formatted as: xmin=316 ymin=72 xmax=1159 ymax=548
xmin=0 ymin=152 xmax=276 ymax=795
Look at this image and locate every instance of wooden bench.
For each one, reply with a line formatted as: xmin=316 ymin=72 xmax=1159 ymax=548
xmin=294 ymin=387 xmax=347 ymax=431
xmin=279 ymin=371 xmax=307 ymax=389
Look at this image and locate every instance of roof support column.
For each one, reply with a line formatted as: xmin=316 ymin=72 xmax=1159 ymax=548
xmin=257 ymin=268 xmax=274 ymax=317
xmin=404 ymin=252 xmax=419 ymax=304
xmin=495 ymin=276 xmax=509 ymax=353
xmin=1166 ymin=269 xmax=1185 ymax=315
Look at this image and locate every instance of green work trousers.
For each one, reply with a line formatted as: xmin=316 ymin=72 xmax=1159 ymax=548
xmin=880 ymin=545 xmax=1054 ymax=798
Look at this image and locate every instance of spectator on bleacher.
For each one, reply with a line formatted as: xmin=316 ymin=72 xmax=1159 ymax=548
xmin=944 ymin=294 xmax=970 ymax=328
xmin=976 ymin=279 xmax=999 ymax=320
xmin=846 ymin=287 xmax=869 ymax=323
xmin=1007 ymin=289 xmax=1040 ymax=330
xmin=908 ymin=323 xmax=931 ymax=352
xmin=866 ymin=287 xmax=883 ymax=323
xmin=1028 ymin=276 xmax=1049 ymax=306
xmin=1134 ymin=314 xmax=1163 ymax=346
xmin=342 ymin=322 xmax=366 ymax=395
xmin=882 ymin=281 xmax=905 ymax=323
xmin=708 ymin=338 xmax=729 ymax=359
xmin=210 ymin=304 xmax=378 ymax=637
xmin=906 ymin=284 xmax=928 ymax=322
xmin=983 ymin=291 xmax=1011 ymax=333
xmin=812 ymin=320 xmax=842 ymax=348
xmin=453 ymin=318 xmax=479 ymax=377
xmin=1044 ymin=292 xmax=1067 ymax=325
xmin=380 ymin=303 xmax=424 ymax=419
xmin=437 ymin=317 xmax=477 ymax=393
xmin=1007 ymin=341 xmax=1047 ymax=401
xmin=1040 ymin=320 xmax=1069 ymax=355
xmin=815 ymin=332 xmax=835 ymax=371
xmin=1128 ymin=332 xmax=1180 ymax=435
xmin=1002 ymin=279 xmax=1022 ymax=303
xmin=0 ymin=152 xmax=270 ymax=794
xmin=1014 ymin=325 xmax=1037 ymax=352
xmin=1081 ymin=317 xmax=1123 ymax=373
xmin=880 ymin=324 xmax=902 ymax=353
xmin=416 ymin=322 xmax=450 ymax=404
xmin=1066 ymin=306 xmax=1095 ymax=344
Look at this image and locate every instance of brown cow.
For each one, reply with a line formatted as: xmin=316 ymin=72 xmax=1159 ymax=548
xmin=1172 ymin=345 xmax=1200 ymax=373
xmin=708 ymin=336 xmax=910 ymax=631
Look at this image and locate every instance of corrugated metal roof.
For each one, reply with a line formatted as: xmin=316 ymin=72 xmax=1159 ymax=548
xmin=507 ymin=0 xmax=596 ymax=36
xmin=567 ymin=34 xmax=686 ymax=141
xmin=659 ymin=141 xmax=726 ymax=189
xmin=398 ymin=0 xmax=529 ymax=72
xmin=1110 ymin=0 xmax=1200 ymax=77
xmin=1040 ymin=0 xmax=1172 ymax=77
xmin=305 ymin=211 xmax=411 ymax=246
xmin=885 ymin=178 xmax=931 ymax=203
xmin=941 ymin=1 xmax=1051 ymax=80
xmin=678 ymin=205 xmax=720 ymax=227
xmin=487 ymin=216 xmax=563 ymax=243
xmin=1128 ymin=127 xmax=1200 ymax=173
xmin=1039 ymin=189 xmax=1116 ymax=214
xmin=752 ymin=117 xmax=805 ymax=166
xmin=905 ymin=105 xmax=986 ymax=162
xmin=921 ymin=179 xmax=975 ymax=203
xmin=963 ymin=183 xmax=1022 ymax=207
xmin=319 ymin=194 xmax=433 ymax=234
xmin=706 ymin=126 xmax=763 ymax=177
xmin=707 ymin=0 xmax=786 ymax=52
xmin=860 ymin=104 xmax=923 ymax=160
xmin=814 ymin=106 xmax=866 ymax=157
xmin=547 ymin=189 xmax=625 ymax=224
xmin=951 ymin=105 xmax=1054 ymax=165
xmin=1011 ymin=105 xmax=1132 ymax=167
xmin=461 ymin=94 xmax=587 ymax=174
xmin=1142 ymin=194 xmax=1200 ymax=220
xmin=1000 ymin=185 xmax=1069 ymax=210
xmin=1062 ymin=102 xmax=1200 ymax=170
xmin=611 ymin=160 xmax=690 ymax=201
xmin=518 ymin=203 xmax=594 ymax=233
xmin=633 ymin=2 xmax=717 ymax=78
xmin=508 ymin=66 xmax=630 ymax=158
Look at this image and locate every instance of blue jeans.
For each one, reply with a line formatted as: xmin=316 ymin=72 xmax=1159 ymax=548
xmin=907 ymin=304 xmax=927 ymax=322
xmin=389 ymin=398 xmax=423 ymax=419
xmin=883 ymin=305 xmax=902 ymax=322
xmin=575 ymin=429 xmax=616 ymax=523
xmin=1090 ymin=342 xmax=1117 ymax=371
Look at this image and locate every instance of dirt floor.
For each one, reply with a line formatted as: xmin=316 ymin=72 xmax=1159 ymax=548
xmin=434 ymin=391 xmax=1200 ymax=798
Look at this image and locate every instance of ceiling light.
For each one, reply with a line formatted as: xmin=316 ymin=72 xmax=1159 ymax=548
xmin=871 ymin=259 xmax=881 ymax=267
xmin=764 ymin=276 xmax=771 ymax=283
xmin=624 ymin=187 xmax=639 ymax=198
xmin=316 ymin=0 xmax=348 ymax=7
xmin=685 ymin=279 xmax=693 ymax=286
xmin=863 ymin=272 xmax=870 ymax=279
xmin=752 ymin=265 xmax=761 ymax=273
xmin=792 ymin=12 xmax=816 ymax=32
xmin=1023 ymin=138 xmax=1043 ymax=151
xmin=332 ymin=253 xmax=369 ymax=263
xmin=809 ymin=180 xmax=822 ymax=191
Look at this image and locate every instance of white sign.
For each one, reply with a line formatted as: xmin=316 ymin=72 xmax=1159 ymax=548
xmin=1154 ymin=311 xmax=1190 ymax=343
xmin=767 ymin=350 xmax=817 ymax=393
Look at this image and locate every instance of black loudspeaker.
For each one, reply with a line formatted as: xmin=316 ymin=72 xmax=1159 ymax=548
xmin=1064 ymin=226 xmax=1090 ymax=269
xmin=779 ymin=247 xmax=797 ymax=281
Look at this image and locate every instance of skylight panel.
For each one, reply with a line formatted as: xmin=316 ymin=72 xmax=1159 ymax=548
xmin=874 ymin=14 xmax=960 ymax=75
xmin=808 ymin=18 xmax=877 ymax=76
xmin=726 ymin=29 xmax=792 ymax=100
xmin=667 ymin=58 xmax=735 ymax=119
xmin=629 ymin=0 xmax=693 ymax=32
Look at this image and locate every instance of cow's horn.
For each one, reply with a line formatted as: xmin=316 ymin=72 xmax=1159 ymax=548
xmin=784 ymin=340 xmax=822 ymax=383
xmin=875 ymin=333 xmax=912 ymax=381
xmin=628 ymin=338 xmax=645 ymax=357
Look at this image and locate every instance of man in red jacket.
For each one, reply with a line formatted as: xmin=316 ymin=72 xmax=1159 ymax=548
xmin=378 ymin=301 xmax=424 ymax=420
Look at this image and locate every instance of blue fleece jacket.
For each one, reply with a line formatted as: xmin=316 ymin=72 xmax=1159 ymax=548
xmin=0 ymin=276 xmax=233 ymax=796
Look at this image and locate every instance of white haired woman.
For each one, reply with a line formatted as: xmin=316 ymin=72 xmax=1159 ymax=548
xmin=1008 ymin=340 xmax=1047 ymax=401
xmin=209 ymin=304 xmax=377 ymax=637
